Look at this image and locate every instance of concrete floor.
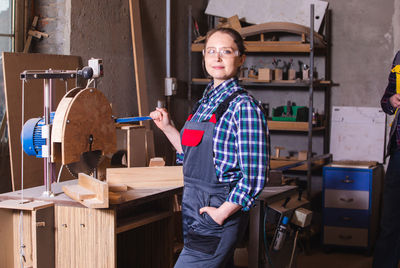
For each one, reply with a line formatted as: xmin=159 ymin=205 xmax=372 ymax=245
xmin=234 ymin=239 xmax=374 ymax=268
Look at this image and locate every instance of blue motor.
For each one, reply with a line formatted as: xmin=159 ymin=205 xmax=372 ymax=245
xmin=21 ymin=112 xmax=55 ymax=158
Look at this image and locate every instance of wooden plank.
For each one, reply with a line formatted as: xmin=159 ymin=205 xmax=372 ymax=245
xmin=61 ymin=184 xmax=97 ymax=200
xmin=128 ymin=0 xmax=150 ymax=125
xmin=55 ymin=206 xmax=116 ymax=268
xmin=0 ymin=199 xmax=54 ymax=211
xmin=62 ymin=173 xmax=109 ymax=208
xmin=0 ymin=208 xmax=14 ymax=267
xmin=106 ymin=166 xmax=183 ymax=189
xmin=192 ymin=41 xmax=322 ymax=53
xmin=2 ymin=52 xmax=81 ymax=190
xmin=271 ymin=158 xmax=325 ymax=171
xmin=23 ymin=16 xmax=38 ymax=53
xmin=268 ymin=121 xmax=307 ymax=131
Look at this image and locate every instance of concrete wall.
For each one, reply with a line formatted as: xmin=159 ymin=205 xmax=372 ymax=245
xmin=329 ymin=0 xmax=395 ymax=108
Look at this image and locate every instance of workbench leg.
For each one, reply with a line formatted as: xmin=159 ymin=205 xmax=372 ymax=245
xmin=248 ymin=200 xmax=264 ymax=268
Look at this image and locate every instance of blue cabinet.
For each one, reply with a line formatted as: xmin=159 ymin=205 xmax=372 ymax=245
xmin=322 ymin=165 xmax=383 ymax=250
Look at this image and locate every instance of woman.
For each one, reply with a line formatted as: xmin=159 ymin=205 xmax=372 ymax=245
xmin=150 ymin=28 xmax=270 ymax=267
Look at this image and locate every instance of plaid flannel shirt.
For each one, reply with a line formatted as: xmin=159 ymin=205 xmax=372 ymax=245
xmin=381 ymin=51 xmax=400 ymax=149
xmin=177 ymin=77 xmax=269 ymax=211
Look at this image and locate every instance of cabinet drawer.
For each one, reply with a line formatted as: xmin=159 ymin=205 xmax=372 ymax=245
xmin=324 ymin=189 xmax=369 ymax=210
xmin=324 ymin=168 xmax=370 ymax=191
xmin=323 ymin=208 xmax=369 ymax=228
xmin=324 ymin=226 xmax=368 ymax=247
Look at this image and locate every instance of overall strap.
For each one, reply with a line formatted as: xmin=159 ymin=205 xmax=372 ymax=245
xmin=214 ymin=90 xmax=247 ymax=122
xmin=188 ymin=90 xmax=247 ymax=122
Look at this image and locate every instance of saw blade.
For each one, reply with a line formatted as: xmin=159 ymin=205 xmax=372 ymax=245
xmin=66 ymin=150 xmax=102 ymax=178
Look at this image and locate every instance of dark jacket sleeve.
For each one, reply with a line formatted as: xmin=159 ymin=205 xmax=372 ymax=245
xmin=381 ymin=51 xmax=400 ymax=115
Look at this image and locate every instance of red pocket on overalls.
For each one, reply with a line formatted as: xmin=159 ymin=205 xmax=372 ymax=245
xmin=182 ymin=129 xmax=204 ymax=147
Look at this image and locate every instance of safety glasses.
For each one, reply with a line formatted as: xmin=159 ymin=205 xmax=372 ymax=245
xmin=202 ymin=47 xmax=240 ymax=58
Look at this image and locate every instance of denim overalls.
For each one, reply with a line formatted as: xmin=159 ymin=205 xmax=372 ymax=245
xmin=174 ymin=91 xmax=249 ymax=268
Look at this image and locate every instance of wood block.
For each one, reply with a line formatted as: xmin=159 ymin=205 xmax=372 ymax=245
xmin=108 ymin=183 xmax=128 ymax=192
xmin=122 ymin=125 xmax=147 ymax=167
xmin=288 ymin=69 xmax=296 ymax=80
xmin=258 ymin=68 xmax=272 ymax=81
xmin=227 ymin=15 xmax=242 ymax=31
xmin=106 ymin=166 xmax=183 ymax=189
xmin=298 ymin=151 xmax=308 ymax=160
xmin=62 ymin=173 xmax=109 ymax=208
xmin=109 ymin=191 xmax=123 ymax=204
xmin=274 ymin=69 xmax=283 ymax=81
xmin=149 ymin=157 xmax=166 ymax=167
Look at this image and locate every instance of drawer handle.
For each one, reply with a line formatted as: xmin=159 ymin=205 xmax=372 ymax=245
xmin=341 ymin=216 xmax=351 ymax=221
xmin=341 ymin=176 xmax=354 ymax=184
xmin=339 ymin=197 xmax=354 ymax=203
xmin=338 ymin=234 xmax=352 ymax=240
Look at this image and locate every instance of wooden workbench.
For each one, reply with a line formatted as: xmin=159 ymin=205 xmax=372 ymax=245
xmin=0 ymin=179 xmax=182 ymax=268
xmin=0 ymin=167 xmax=298 ymax=268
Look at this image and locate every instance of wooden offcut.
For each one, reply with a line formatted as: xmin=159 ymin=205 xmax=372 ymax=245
xmin=107 ymin=166 xmax=183 ymax=189
xmin=2 ymin=52 xmax=81 ymax=190
xmin=128 ymin=0 xmax=150 ymax=123
xmin=121 ymin=125 xmax=146 ymax=167
xmin=238 ymin=22 xmax=326 ymax=46
xmin=62 ymin=173 xmax=109 ymax=208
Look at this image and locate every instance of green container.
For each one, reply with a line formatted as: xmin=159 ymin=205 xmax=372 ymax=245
xmin=272 ymin=106 xmax=307 ymax=121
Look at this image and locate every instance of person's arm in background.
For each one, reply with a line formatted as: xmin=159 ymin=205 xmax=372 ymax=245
xmin=150 ymin=108 xmax=183 ymax=154
xmin=382 ymin=51 xmax=400 ymax=114
xmin=200 ymin=100 xmax=269 ymax=225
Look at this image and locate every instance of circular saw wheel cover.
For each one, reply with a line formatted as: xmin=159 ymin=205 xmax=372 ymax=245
xmin=61 ymin=88 xmax=116 ymax=164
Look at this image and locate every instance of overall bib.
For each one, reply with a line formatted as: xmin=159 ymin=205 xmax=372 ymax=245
xmin=174 ymin=94 xmax=249 ymax=267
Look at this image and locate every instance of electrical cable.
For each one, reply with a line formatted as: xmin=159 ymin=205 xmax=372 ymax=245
xmin=19 ymin=80 xmax=26 ymax=267
xmin=86 ymin=78 xmax=94 ymax=88
xmin=263 ymin=207 xmax=274 ymax=268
